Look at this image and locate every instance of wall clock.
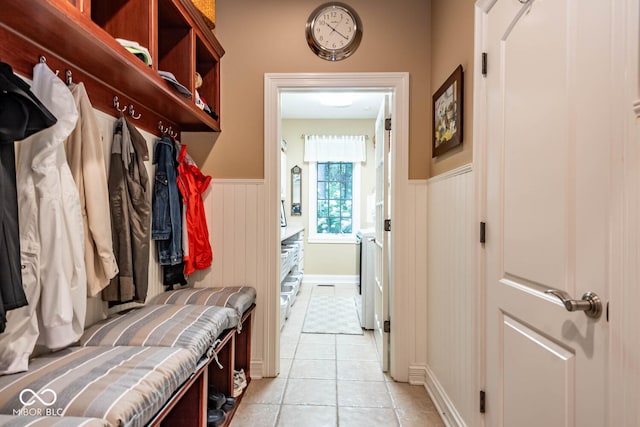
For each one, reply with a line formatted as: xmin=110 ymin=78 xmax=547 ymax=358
xmin=305 ymin=2 xmax=363 ymax=61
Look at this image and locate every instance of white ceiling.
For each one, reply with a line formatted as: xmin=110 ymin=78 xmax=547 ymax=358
xmin=280 ymin=90 xmax=388 ymax=119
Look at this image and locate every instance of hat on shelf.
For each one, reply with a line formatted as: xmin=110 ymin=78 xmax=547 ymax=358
xmin=158 ymin=70 xmax=192 ymax=98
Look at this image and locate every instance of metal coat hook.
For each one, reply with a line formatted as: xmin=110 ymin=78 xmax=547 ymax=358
xmin=38 ymin=55 xmax=60 ymax=76
xmin=113 ymin=96 xmax=127 ymax=113
xmin=65 ymin=70 xmax=73 ymax=86
xmin=158 ymin=121 xmax=178 ymax=138
xmin=128 ymin=104 xmax=141 ymax=120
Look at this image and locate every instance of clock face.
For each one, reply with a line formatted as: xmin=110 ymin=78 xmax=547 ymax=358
xmin=306 ymin=3 xmax=362 ymax=61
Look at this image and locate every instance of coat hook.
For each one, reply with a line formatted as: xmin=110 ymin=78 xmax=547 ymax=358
xmin=39 ymin=56 xmax=47 ymax=63
xmin=65 ymin=70 xmax=73 ymax=86
xmin=128 ymin=104 xmax=142 ymax=120
xmin=113 ymin=96 xmax=127 ymax=113
xmin=158 ymin=121 xmax=170 ymax=135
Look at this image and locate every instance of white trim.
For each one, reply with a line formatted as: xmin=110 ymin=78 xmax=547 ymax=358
xmin=427 ymin=163 xmax=473 ymax=185
xmin=301 ymin=274 xmax=358 ymax=286
xmin=471 ymin=3 xmax=489 ymax=427
xmin=265 ymin=72 xmax=410 ymax=380
xmin=610 ymin=0 xmax=640 ymax=425
xmin=426 ymin=366 xmax=468 ymax=427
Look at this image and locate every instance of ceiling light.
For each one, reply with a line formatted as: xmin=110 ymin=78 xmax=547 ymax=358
xmin=318 ymin=93 xmax=355 ymax=107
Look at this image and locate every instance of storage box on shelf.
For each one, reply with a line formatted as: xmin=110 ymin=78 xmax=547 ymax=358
xmin=0 ymin=0 xmax=223 ymax=136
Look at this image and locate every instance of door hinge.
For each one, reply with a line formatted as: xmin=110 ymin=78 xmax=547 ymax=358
xmin=482 ymin=52 xmax=488 ymax=76
xmin=383 ymin=320 xmax=391 ymax=333
xmin=385 ymin=118 xmax=392 ymax=131
xmin=480 ymin=222 xmax=486 ymax=244
xmin=384 ymin=219 xmax=391 ymax=232
xmin=479 ymin=390 xmax=486 ymax=413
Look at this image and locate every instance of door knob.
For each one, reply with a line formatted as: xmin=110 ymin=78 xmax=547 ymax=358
xmin=545 ymin=289 xmax=602 ymax=319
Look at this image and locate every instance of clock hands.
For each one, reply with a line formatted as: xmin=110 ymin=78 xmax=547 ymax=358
xmin=326 ymin=22 xmax=349 ymax=41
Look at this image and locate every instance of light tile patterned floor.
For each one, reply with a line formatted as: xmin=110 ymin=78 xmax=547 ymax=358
xmin=229 ymin=284 xmax=446 ymax=427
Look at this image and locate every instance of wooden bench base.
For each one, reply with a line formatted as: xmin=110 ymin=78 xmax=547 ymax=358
xmin=150 ymin=304 xmax=255 ymax=427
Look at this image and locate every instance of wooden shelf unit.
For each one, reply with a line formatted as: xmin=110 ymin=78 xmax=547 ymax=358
xmin=0 ymin=0 xmax=223 ymax=135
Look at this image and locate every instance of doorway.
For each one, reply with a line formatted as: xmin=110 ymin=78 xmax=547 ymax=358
xmin=264 ymin=73 xmax=409 ymax=379
xmin=278 ymin=89 xmax=389 ymax=368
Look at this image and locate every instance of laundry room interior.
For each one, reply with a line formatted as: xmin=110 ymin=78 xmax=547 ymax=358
xmin=278 ymin=90 xmax=387 ymax=351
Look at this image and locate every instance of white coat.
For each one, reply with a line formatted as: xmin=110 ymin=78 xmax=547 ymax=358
xmin=0 ymin=63 xmax=87 ymax=374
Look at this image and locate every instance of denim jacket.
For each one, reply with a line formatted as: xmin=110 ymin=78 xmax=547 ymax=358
xmin=152 ymin=137 xmax=182 ymax=265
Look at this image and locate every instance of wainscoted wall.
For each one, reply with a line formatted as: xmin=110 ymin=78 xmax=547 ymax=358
xmin=195 ymin=179 xmax=268 ymax=376
xmin=84 ymin=114 xmax=270 ymax=374
xmin=425 ymin=164 xmax=475 ymax=426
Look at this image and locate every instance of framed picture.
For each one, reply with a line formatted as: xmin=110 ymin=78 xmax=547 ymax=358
xmin=432 ymin=64 xmax=463 ymax=157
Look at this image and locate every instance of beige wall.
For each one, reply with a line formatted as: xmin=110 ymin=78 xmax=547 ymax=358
xmin=189 ymin=0 xmax=430 ymax=180
xmin=429 ymin=0 xmax=475 ymax=177
xmin=282 ymin=119 xmax=376 ymax=276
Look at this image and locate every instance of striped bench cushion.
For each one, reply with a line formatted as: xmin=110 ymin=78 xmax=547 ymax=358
xmin=0 ymin=415 xmax=110 ymax=426
xmin=147 ymin=287 xmax=256 ymax=320
xmin=80 ymin=304 xmax=239 ymax=365
xmin=0 ymin=346 xmax=194 ymax=427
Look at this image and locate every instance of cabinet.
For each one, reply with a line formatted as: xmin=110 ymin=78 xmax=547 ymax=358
xmin=0 ymin=0 xmax=223 ymax=135
xmin=280 ymin=226 xmax=304 ymax=330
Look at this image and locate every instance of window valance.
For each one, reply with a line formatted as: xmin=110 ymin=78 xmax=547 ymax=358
xmin=303 ymin=134 xmax=366 ymax=163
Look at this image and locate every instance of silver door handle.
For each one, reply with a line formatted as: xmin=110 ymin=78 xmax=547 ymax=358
xmin=545 ymin=289 xmax=602 ymax=319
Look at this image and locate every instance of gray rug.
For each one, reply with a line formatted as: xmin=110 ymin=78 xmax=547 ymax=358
xmin=302 ymin=295 xmax=363 ymax=335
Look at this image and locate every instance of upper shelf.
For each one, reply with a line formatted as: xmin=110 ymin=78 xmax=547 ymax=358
xmin=0 ymin=0 xmax=223 ymax=133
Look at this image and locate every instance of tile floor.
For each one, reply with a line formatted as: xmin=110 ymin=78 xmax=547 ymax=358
xmin=229 ymin=283 xmax=445 ymax=427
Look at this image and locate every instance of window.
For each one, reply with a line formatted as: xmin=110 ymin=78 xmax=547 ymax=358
xmin=317 ymin=162 xmax=353 ymax=234
xmin=309 ymin=161 xmax=360 ymax=243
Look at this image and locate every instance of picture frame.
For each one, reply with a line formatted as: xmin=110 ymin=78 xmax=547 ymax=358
xmin=291 ymin=165 xmax=302 ymax=216
xmin=432 ymin=64 xmax=463 ymax=157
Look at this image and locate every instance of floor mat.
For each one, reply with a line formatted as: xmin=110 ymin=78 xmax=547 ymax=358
xmin=302 ymin=295 xmax=363 ymax=335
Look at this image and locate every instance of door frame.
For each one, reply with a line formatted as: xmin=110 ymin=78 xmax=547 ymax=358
xmin=474 ymin=0 xmax=639 ymax=424
xmin=263 ymin=72 xmax=410 ymax=379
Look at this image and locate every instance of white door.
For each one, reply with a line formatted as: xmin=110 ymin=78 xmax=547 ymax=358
xmin=482 ymin=0 xmax=612 ymax=425
xmin=374 ymin=95 xmax=391 ymax=371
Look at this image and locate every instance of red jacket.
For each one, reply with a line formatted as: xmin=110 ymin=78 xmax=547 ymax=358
xmin=177 ymin=144 xmax=212 ymax=275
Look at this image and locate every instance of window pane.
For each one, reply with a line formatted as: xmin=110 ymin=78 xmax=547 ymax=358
xmin=318 ymin=200 xmax=329 ymax=217
xmin=328 ymin=200 xmax=340 ymax=217
xmin=329 ymin=218 xmax=342 ymax=233
xmin=342 ymin=200 xmax=352 ymax=218
xmin=329 ymin=182 xmax=341 ymax=199
xmin=317 ymin=217 xmax=329 ymax=234
xmin=318 ymin=163 xmax=328 ymax=181
xmin=328 ymin=163 xmax=340 ymax=180
xmin=341 ymin=219 xmax=352 ymax=234
xmin=317 ymin=182 xmax=327 ymax=200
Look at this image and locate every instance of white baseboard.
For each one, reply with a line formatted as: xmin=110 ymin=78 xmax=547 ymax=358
xmin=425 ymin=365 xmax=467 ymax=427
xmin=301 ymin=274 xmax=358 ymax=286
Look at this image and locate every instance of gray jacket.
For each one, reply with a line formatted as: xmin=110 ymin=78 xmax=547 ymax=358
xmin=103 ymin=116 xmax=150 ymax=303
